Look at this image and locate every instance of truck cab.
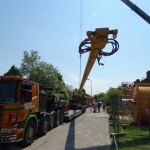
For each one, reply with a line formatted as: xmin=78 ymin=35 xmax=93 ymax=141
xmin=0 ymin=76 xmax=38 ymax=143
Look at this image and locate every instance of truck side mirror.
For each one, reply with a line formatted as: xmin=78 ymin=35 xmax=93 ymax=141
xmin=24 ymin=90 xmax=32 ymax=102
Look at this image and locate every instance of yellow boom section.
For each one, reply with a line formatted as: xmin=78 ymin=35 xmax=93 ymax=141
xmin=78 ymin=28 xmax=118 ymax=95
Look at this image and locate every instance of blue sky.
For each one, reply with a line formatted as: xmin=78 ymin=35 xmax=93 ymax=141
xmin=0 ymin=0 xmax=150 ymax=96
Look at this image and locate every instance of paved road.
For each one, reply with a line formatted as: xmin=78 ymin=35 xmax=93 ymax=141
xmin=0 ymin=108 xmax=111 ymax=150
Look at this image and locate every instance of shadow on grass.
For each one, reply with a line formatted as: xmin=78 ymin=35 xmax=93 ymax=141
xmin=117 ymin=125 xmax=150 ymax=149
xmin=118 ymin=136 xmax=150 ymax=149
xmin=110 ymin=122 xmax=150 ymax=149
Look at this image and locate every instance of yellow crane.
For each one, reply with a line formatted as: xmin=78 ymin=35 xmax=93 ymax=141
xmin=78 ymin=28 xmax=119 ymax=98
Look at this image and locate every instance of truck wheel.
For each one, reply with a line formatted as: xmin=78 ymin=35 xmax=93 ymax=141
xmin=39 ymin=116 xmax=49 ymax=136
xmin=19 ymin=120 xmax=36 ymax=147
xmin=55 ymin=112 xmax=60 ymax=127
xmin=60 ymin=111 xmax=64 ymax=124
xmin=50 ymin=113 xmax=55 ymax=129
xmin=82 ymin=107 xmax=86 ymax=113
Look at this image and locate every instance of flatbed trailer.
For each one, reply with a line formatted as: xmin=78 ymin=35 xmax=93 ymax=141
xmin=64 ymin=100 xmax=86 ymax=121
xmin=64 ymin=110 xmax=83 ymax=121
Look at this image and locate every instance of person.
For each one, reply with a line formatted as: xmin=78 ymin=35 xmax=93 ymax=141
xmin=90 ymin=98 xmax=93 ymax=112
xmin=94 ymin=100 xmax=98 ymax=112
xmin=97 ymin=101 xmax=101 ymax=113
xmin=72 ymin=92 xmax=76 ymax=100
xmin=103 ymin=102 xmax=106 ymax=112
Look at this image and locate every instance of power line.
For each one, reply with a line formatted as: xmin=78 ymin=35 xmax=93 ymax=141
xmin=79 ymin=0 xmax=83 ymax=87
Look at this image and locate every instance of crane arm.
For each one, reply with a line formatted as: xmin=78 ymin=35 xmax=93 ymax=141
xmin=121 ymin=0 xmax=150 ymax=24
xmin=78 ymin=28 xmax=119 ymax=95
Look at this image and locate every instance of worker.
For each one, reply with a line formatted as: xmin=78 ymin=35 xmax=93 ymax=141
xmin=97 ymin=101 xmax=101 ymax=113
xmin=103 ymin=102 xmax=106 ymax=112
xmin=72 ymin=92 xmax=76 ymax=100
xmin=94 ymin=100 xmax=98 ymax=112
xmin=90 ymin=98 xmax=93 ymax=112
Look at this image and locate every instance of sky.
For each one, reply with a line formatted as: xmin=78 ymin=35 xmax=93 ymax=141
xmin=0 ymin=0 xmax=150 ymax=96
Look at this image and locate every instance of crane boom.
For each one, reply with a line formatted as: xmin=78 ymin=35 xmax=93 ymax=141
xmin=121 ymin=0 xmax=150 ymax=24
xmin=78 ymin=28 xmax=119 ymax=95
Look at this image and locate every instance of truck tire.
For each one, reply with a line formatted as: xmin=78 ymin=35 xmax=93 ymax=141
xmin=82 ymin=107 xmax=86 ymax=114
xmin=50 ymin=113 xmax=55 ymax=129
xmin=60 ymin=111 xmax=64 ymax=124
xmin=19 ymin=120 xmax=36 ymax=147
xmin=38 ymin=116 xmax=49 ymax=136
xmin=55 ymin=112 xmax=60 ymax=127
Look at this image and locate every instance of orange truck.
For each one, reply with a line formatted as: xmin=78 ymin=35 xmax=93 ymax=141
xmin=0 ymin=76 xmax=80 ymax=146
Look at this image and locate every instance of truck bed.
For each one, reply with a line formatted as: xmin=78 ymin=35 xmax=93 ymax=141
xmin=64 ymin=110 xmax=82 ymax=121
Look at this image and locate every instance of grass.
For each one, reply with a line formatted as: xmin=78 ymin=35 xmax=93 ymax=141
xmin=109 ymin=120 xmax=150 ymax=150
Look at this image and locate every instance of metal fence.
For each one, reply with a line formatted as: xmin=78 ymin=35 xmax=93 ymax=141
xmin=148 ymin=97 xmax=150 ymax=138
xmin=110 ymin=98 xmax=120 ymax=150
xmin=110 ymin=96 xmax=150 ymax=149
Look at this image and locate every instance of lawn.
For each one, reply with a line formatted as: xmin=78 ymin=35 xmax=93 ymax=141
xmin=110 ymin=121 xmax=150 ymax=150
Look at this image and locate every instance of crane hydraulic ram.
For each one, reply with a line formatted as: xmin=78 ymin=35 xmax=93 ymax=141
xmin=78 ymin=28 xmax=119 ymax=95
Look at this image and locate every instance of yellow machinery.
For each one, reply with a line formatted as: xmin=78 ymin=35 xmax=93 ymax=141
xmin=121 ymin=72 xmax=150 ymax=125
xmin=132 ymin=83 xmax=150 ymax=124
xmin=121 ymin=82 xmax=135 ymax=120
xmin=78 ymin=28 xmax=119 ymax=99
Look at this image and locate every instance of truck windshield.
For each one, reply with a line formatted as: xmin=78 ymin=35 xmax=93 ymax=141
xmin=0 ymin=82 xmax=17 ymax=104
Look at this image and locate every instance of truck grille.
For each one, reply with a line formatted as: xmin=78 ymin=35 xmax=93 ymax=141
xmin=0 ymin=112 xmax=2 ymax=122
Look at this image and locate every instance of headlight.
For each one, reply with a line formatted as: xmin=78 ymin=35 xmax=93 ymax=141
xmin=1 ymin=128 xmax=17 ymax=133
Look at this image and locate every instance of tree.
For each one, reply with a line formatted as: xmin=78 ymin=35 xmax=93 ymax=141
xmin=104 ymin=87 xmax=122 ymax=102
xmin=20 ymin=50 xmax=69 ymax=99
xmin=4 ymin=65 xmax=22 ymax=76
xmin=82 ymin=89 xmax=86 ymax=95
xmin=73 ymin=88 xmax=86 ymax=96
xmin=29 ymin=61 xmax=65 ymax=94
xmin=64 ymin=84 xmax=74 ymax=100
xmin=93 ymin=92 xmax=105 ymax=101
xmin=20 ymin=50 xmax=40 ymax=78
xmin=58 ymin=89 xmax=69 ymax=100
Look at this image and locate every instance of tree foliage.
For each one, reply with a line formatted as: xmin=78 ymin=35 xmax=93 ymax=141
xmin=29 ymin=61 xmax=60 ymax=88
xmin=93 ymin=92 xmax=105 ymax=102
xmin=4 ymin=65 xmax=22 ymax=76
xmin=19 ymin=50 xmax=68 ymax=98
xmin=73 ymin=88 xmax=86 ymax=96
xmin=58 ymin=89 xmax=69 ymax=100
xmin=20 ymin=50 xmax=40 ymax=78
xmin=104 ymin=87 xmax=122 ymax=102
xmin=65 ymin=85 xmax=74 ymax=100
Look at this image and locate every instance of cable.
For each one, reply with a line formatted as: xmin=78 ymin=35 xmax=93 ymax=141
xmin=99 ymin=39 xmax=119 ymax=56
xmin=79 ymin=0 xmax=83 ymax=86
xmin=79 ymin=38 xmax=119 ymax=66
xmin=79 ymin=38 xmax=91 ymax=54
xmin=79 ymin=0 xmax=83 ymax=44
xmin=79 ymin=54 xmax=82 ymax=87
xmin=97 ymin=38 xmax=119 ymax=65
